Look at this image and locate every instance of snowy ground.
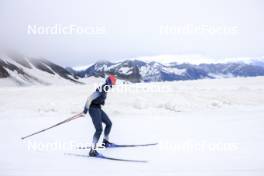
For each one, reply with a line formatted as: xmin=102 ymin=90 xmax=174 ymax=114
xmin=0 ymin=77 xmax=264 ymax=176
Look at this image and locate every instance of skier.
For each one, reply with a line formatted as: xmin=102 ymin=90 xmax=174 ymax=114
xmin=81 ymin=75 xmax=117 ymax=157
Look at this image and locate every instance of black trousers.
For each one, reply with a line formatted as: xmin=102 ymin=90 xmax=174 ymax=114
xmin=89 ymin=107 xmax=112 ymax=144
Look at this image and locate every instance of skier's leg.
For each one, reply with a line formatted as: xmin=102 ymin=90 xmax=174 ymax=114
xmin=89 ymin=107 xmax=103 ymax=149
xmin=101 ymin=109 xmax=112 ymax=140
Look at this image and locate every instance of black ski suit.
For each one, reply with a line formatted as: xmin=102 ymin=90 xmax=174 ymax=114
xmin=83 ymin=80 xmax=112 ymax=144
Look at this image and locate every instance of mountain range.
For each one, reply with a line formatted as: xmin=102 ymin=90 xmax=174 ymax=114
xmin=68 ymin=59 xmax=264 ymax=83
xmin=1 ymin=53 xmax=264 ymax=86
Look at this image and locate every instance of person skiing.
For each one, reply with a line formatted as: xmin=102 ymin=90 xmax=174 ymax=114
xmin=81 ymin=75 xmax=117 ymax=157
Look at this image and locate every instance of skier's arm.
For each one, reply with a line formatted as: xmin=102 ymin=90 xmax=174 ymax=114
xmin=83 ymin=91 xmax=100 ymax=114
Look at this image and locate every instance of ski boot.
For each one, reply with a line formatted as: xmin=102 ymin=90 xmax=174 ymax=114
xmin=89 ymin=148 xmax=99 ymax=157
xmin=102 ymin=139 xmax=113 ymax=148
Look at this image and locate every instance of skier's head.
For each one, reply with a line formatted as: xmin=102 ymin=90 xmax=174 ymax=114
xmin=106 ymin=74 xmax=117 ymax=86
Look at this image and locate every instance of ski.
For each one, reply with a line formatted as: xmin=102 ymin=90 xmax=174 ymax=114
xmin=65 ymin=153 xmax=147 ymax=163
xmin=77 ymin=142 xmax=158 ymax=150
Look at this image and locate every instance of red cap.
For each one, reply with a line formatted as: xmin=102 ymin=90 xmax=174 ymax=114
xmin=108 ymin=75 xmax=117 ymax=85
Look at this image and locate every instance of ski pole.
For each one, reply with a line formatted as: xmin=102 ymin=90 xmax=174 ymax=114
xmin=21 ymin=112 xmax=83 ymax=140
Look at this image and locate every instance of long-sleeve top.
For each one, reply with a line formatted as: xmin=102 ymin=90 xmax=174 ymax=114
xmin=83 ymin=80 xmax=112 ymax=113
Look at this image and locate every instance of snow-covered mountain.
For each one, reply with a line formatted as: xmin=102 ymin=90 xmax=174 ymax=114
xmin=3 ymin=53 xmax=264 ymax=86
xmin=69 ymin=59 xmax=264 ymax=82
xmin=0 ymin=54 xmax=82 ymax=86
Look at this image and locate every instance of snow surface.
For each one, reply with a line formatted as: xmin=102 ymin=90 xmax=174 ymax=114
xmin=118 ymin=67 xmax=132 ymax=74
xmin=161 ymin=67 xmax=186 ymax=75
xmin=0 ymin=77 xmax=264 ymax=176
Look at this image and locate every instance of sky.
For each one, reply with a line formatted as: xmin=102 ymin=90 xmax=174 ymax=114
xmin=0 ymin=0 xmax=263 ymax=67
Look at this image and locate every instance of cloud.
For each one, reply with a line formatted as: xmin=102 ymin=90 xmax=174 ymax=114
xmin=0 ymin=0 xmax=263 ymax=66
